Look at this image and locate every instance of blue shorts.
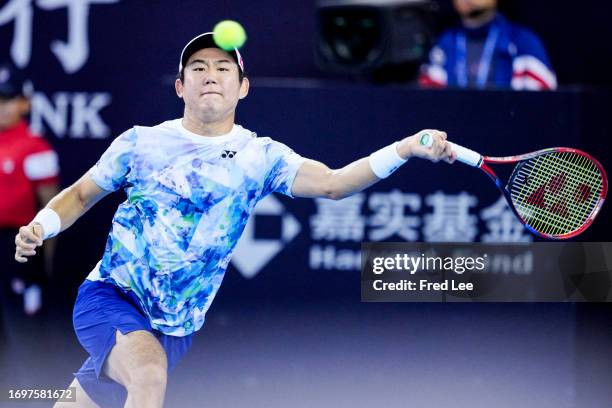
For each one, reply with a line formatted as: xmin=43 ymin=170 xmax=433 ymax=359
xmin=73 ymin=279 xmax=193 ymax=408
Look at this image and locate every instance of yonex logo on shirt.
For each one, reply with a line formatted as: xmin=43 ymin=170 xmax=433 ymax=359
xmin=221 ymin=150 xmax=236 ymax=158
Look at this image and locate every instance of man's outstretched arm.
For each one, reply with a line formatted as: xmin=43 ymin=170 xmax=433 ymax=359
xmin=291 ymin=130 xmax=455 ymax=200
xmin=14 ymin=173 xmax=109 ymax=262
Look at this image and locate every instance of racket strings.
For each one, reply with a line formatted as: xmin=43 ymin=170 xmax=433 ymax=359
xmin=519 ymin=153 xmax=602 ymax=233
xmin=509 ymin=151 xmax=604 ymax=236
xmin=512 ymin=153 xmax=602 ymax=234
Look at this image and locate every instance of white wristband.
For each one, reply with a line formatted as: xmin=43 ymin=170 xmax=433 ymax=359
xmin=369 ymin=141 xmax=408 ymax=179
xmin=32 ymin=208 xmax=61 ymax=240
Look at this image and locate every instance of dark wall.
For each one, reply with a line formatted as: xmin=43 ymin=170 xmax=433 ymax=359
xmin=2 ymin=0 xmax=612 ymax=86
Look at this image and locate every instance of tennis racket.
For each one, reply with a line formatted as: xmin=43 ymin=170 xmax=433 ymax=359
xmin=419 ymin=133 xmax=608 ymax=239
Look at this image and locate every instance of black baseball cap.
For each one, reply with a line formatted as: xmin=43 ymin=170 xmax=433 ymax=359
xmin=179 ymin=32 xmax=245 ymax=74
xmin=0 ymin=64 xmax=28 ymax=99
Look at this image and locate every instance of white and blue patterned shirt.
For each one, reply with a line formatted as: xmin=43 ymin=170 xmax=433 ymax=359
xmin=86 ymin=119 xmax=305 ymax=336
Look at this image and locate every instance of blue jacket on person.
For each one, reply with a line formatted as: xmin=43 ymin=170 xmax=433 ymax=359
xmin=419 ymin=13 xmax=557 ymax=91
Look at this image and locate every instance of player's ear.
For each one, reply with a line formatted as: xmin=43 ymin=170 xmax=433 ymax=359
xmin=175 ymin=78 xmax=183 ymax=98
xmin=239 ymin=77 xmax=249 ymax=100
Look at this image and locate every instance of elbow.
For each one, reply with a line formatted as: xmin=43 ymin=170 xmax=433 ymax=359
xmin=322 ymin=171 xmax=347 ymax=201
xmin=69 ymin=184 xmax=89 ymax=210
xmin=326 ymin=191 xmax=344 ymax=201
xmin=326 ymin=189 xmax=348 ymax=201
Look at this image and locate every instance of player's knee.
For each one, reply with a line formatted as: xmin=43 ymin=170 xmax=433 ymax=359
xmin=125 ymin=362 xmax=167 ymax=391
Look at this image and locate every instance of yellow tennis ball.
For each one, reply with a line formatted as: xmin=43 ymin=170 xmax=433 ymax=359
xmin=213 ymin=20 xmax=247 ymax=51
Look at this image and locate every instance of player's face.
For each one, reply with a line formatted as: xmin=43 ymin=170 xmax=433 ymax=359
xmin=0 ymin=96 xmax=29 ymax=130
xmin=176 ymin=48 xmax=249 ymax=123
xmin=453 ymin=0 xmax=497 ymax=16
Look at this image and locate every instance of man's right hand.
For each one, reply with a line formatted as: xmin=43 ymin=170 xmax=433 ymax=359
xmin=396 ymin=130 xmax=456 ymax=164
xmin=14 ymin=224 xmax=44 ymax=263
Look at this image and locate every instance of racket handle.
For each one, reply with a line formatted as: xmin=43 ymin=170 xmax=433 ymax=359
xmin=448 ymin=142 xmax=482 ymax=167
xmin=419 ymin=133 xmax=482 ymax=166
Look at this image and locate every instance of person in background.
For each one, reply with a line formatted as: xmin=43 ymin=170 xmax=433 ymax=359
xmin=0 ymin=64 xmax=60 ymax=315
xmin=419 ymin=0 xmax=557 ymax=90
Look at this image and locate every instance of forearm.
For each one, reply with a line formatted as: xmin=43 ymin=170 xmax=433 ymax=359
xmin=32 ymin=174 xmax=108 ymax=236
xmin=325 ymin=138 xmax=414 ymax=199
xmin=326 ymin=157 xmax=380 ymax=200
xmin=17 ymin=174 xmax=107 ymax=262
xmin=43 ymin=185 xmax=90 ymax=232
xmin=292 ymin=130 xmax=454 ymax=200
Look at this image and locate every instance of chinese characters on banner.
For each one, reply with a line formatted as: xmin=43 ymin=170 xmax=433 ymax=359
xmin=0 ymin=0 xmax=119 ymax=73
xmin=308 ymin=190 xmax=531 ymax=271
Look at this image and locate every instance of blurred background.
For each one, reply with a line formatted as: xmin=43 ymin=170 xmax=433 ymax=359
xmin=0 ymin=0 xmax=610 ymax=407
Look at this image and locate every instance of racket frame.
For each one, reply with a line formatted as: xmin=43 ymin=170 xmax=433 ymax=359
xmin=418 ymin=133 xmax=607 ymax=239
xmin=478 ymin=147 xmax=608 ymax=239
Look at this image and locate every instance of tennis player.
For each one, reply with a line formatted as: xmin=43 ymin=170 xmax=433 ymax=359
xmin=14 ymin=32 xmax=454 ymax=408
